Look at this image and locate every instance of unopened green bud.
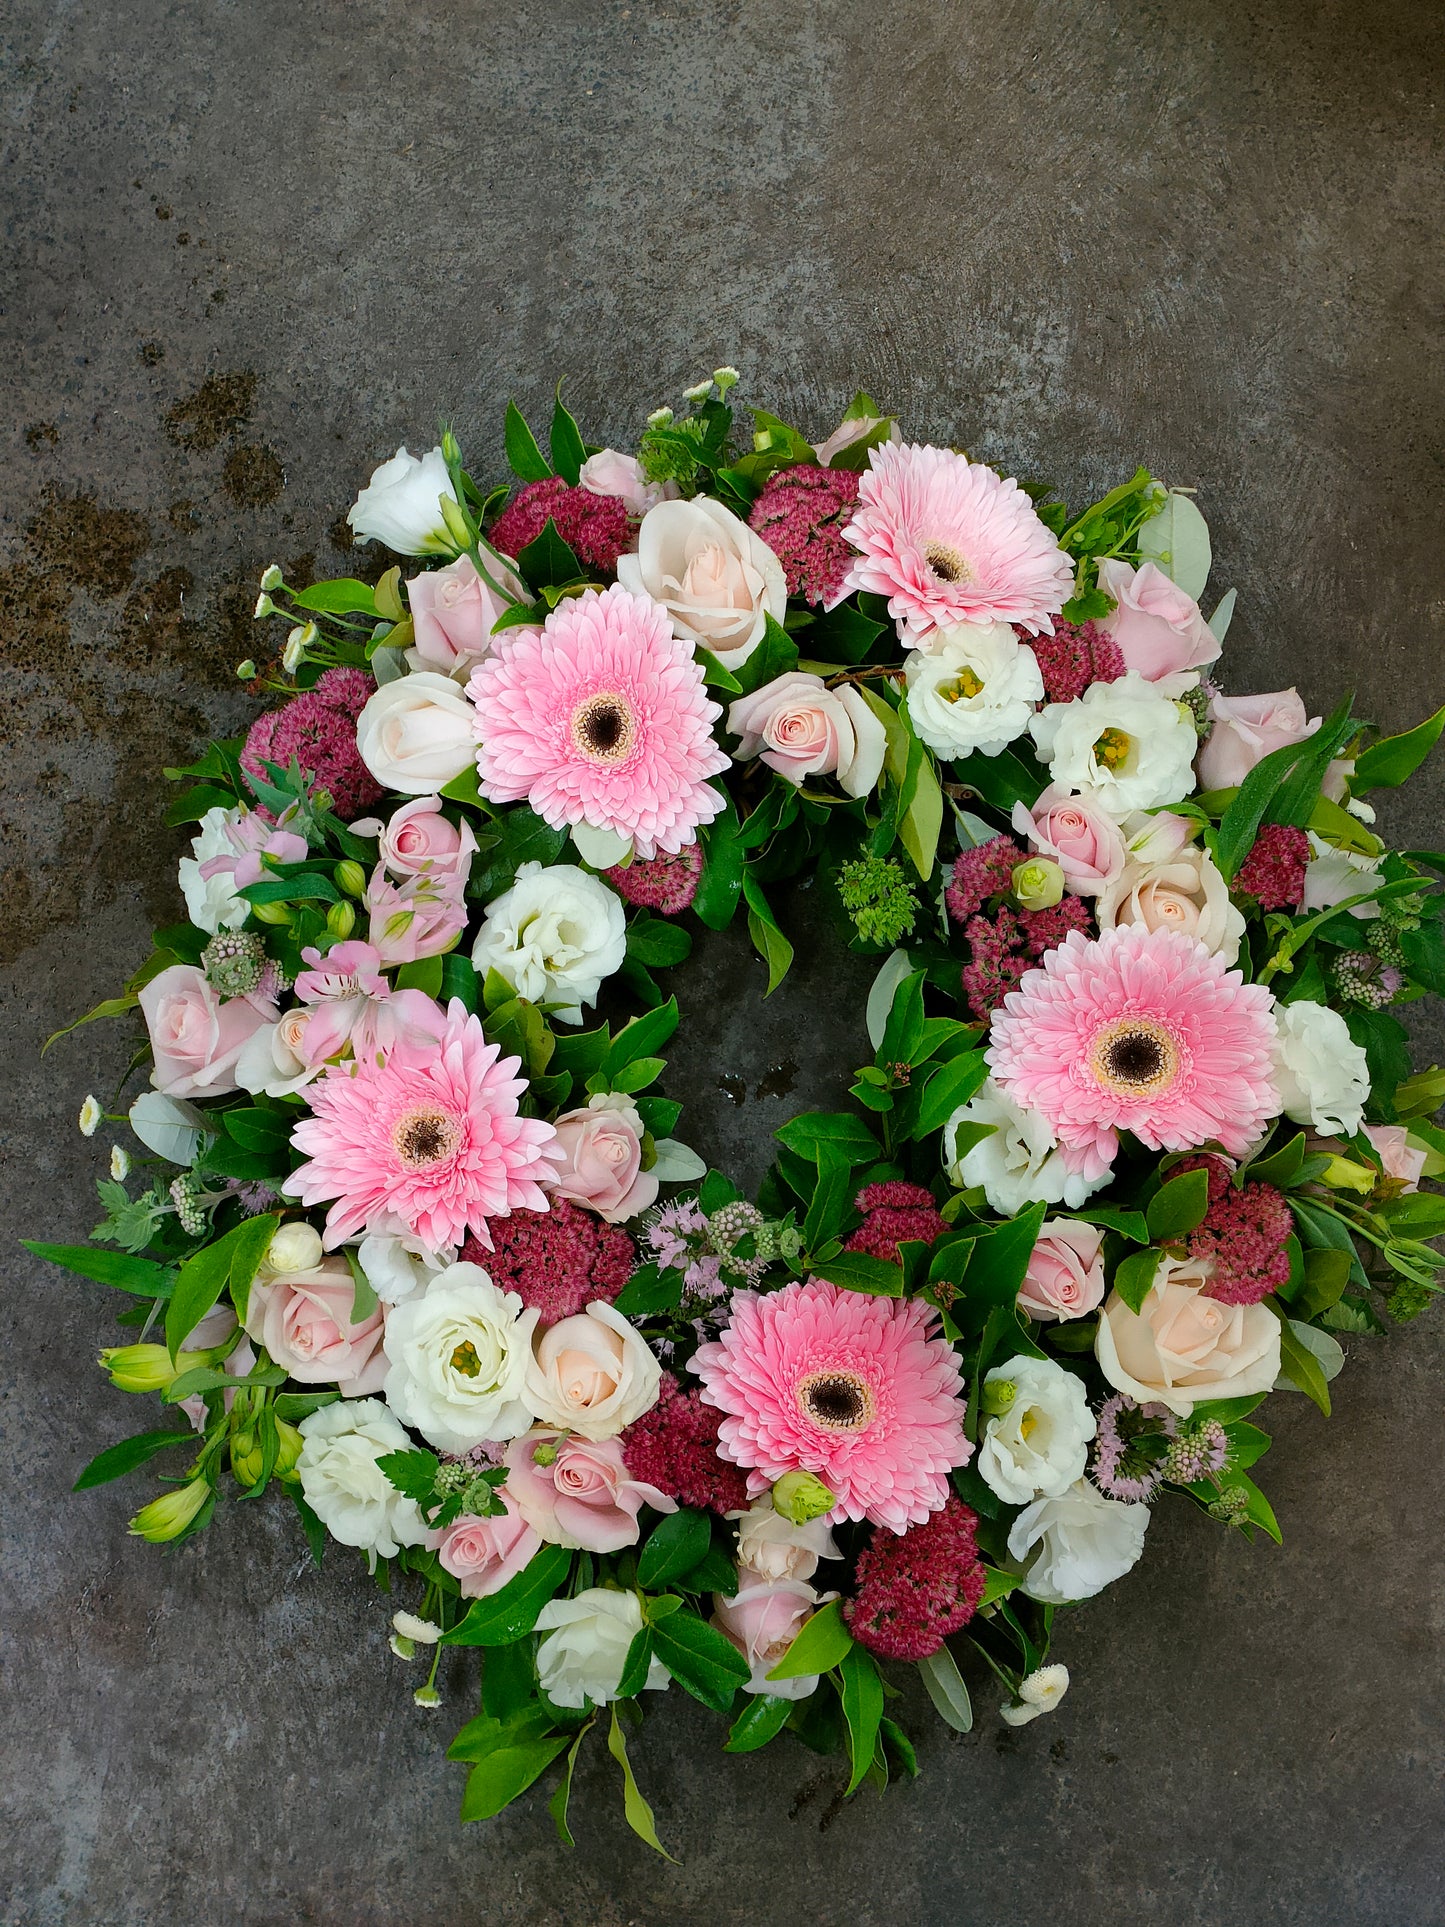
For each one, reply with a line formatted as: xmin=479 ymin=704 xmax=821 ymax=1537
xmin=712 ymin=366 xmax=740 ymax=396
xmin=334 ymin=859 xmax=368 ymax=899
xmin=129 ymin=1477 xmax=211 ymax=1543
xmin=389 ymin=1633 xmax=417 ymax=1661
xmin=251 ymin=899 xmax=293 ymax=927
xmin=413 ymin=1684 xmax=442 ymax=1708
xmin=231 ymin=1428 xmax=265 ymax=1487
xmin=771 ymin=1470 xmax=836 ymax=1525
xmin=1012 ymin=857 xmax=1065 ymax=911
xmin=1319 ymin=1155 xmax=1375 ymax=1194
xmin=440 ymin=427 xmax=462 ymax=468
xmin=439 ymin=493 xmax=472 ymax=553
xmin=326 ymin=900 xmax=356 ymax=940
xmin=100 ymin=1343 xmax=202 ymax=1394
xmin=274 ymin=1419 xmax=304 ymax=1483
xmin=532 ymin=1441 xmax=559 ymax=1467
xmin=981 ymin=1376 xmax=1018 ymax=1418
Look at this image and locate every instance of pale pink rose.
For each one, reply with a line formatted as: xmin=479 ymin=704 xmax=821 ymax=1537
xmin=1013 ymin=786 xmax=1127 ymax=896
xmin=406 ymin=552 xmax=526 ymax=678
xmin=1364 ymin=1124 xmax=1426 ymax=1192
xmin=713 ymin=1574 xmax=840 ymax=1697
xmin=523 ymin=1302 xmax=662 ymax=1441
xmin=1095 ymin=844 xmax=1245 ymax=965
xmin=732 ymin=1500 xmax=840 ymax=1581
xmin=437 ymin=1494 xmax=542 ymax=1597
xmin=1095 ymin=1257 xmax=1281 ymax=1416
xmin=139 ymin=965 xmax=278 ymax=1100
xmin=1017 ymin=1219 xmax=1107 ymax=1322
xmin=1196 ymin=689 xmax=1321 ymax=792
xmin=503 ymin=1428 xmax=675 ymax=1552
xmin=579 ymin=449 xmax=678 ymax=518
xmin=365 ymin=864 xmax=468 ymax=965
xmin=355 ymin=796 xmax=478 ymax=885
xmin=1096 ymin=558 xmax=1219 ymax=682
xmin=244 ymin=1256 xmax=387 ymax=1396
xmin=547 ymin=1095 xmax=658 ymax=1222
xmin=727 ymin=671 xmax=887 ymax=799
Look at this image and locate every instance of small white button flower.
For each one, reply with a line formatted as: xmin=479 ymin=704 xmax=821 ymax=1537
xmin=109 ymin=1145 xmax=131 ymax=1181
xmin=1001 ymin=1663 xmax=1071 ymax=1726
xmin=78 ymin=1095 xmax=102 ymax=1137
xmin=392 ymin=1611 xmax=442 ymax=1647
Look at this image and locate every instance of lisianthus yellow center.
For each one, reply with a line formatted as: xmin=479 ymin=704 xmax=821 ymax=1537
xmin=939 ymin=666 xmax=985 ymax=703
xmin=924 ymin=541 xmax=974 ymax=585
xmin=1020 ymin=1408 xmax=1039 ymax=1441
xmin=1089 ymin=1017 xmax=1180 ymax=1096
xmin=571 ymin=691 xmax=636 ymax=763
xmin=1093 ymin=727 xmax=1133 ymax=770
xmin=797 ymin=1368 xmax=875 ymax=1431
xmin=449 ymin=1340 xmax=482 ymax=1378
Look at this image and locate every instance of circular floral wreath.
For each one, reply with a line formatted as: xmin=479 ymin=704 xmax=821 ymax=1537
xmin=37 ymin=371 xmax=1445 ymax=1852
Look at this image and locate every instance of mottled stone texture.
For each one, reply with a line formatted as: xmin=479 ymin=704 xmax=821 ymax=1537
xmin=3 ymin=1 xmax=1444 ymax=1921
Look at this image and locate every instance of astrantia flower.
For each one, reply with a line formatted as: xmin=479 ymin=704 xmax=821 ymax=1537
xmin=469 ymin=585 xmax=730 ymax=858
xmin=692 ymin=1277 xmax=971 ymax=1532
xmin=841 ymin=442 xmax=1074 ymax=647
xmin=844 ymin=1494 xmax=987 ymax=1660
xmin=284 ymin=998 xmax=561 ymax=1251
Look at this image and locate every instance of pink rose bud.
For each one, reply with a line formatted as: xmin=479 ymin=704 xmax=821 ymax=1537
xmin=1363 ymin=1123 xmax=1426 ymax=1193
xmin=359 ymin=796 xmax=478 ymax=885
xmin=1096 ymin=558 xmax=1220 ymax=682
xmin=578 ymin=448 xmax=676 ymax=518
xmin=1017 ymin=1219 xmax=1108 ymax=1322
xmin=437 ymin=1493 xmax=542 ymax=1597
xmin=1013 ymin=787 xmax=1127 ymax=896
xmin=138 ymin=965 xmax=278 ymax=1100
xmin=503 ymin=1429 xmax=674 ymax=1553
xmin=546 ymin=1095 xmax=659 ymax=1223
xmin=727 ymin=671 xmax=887 ymax=800
xmin=243 ymin=1256 xmax=388 ymax=1396
xmin=712 ymin=1574 xmax=838 ymax=1697
xmin=406 ymin=552 xmax=523 ymax=678
xmin=1196 ymin=689 xmax=1320 ymax=792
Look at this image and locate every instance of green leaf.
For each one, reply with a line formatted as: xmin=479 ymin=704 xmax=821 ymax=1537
xmin=376 ymin=1448 xmax=441 ymax=1505
xmin=730 ymin=614 xmax=799 ymax=696
xmin=637 ymin=1507 xmax=712 ymax=1588
xmin=775 ymin=1111 xmax=881 ymax=1167
xmin=164 ymin=1363 xmax=285 ymax=1403
xmin=439 ymin=761 xmax=486 ymax=806
xmin=805 ymin=600 xmax=887 ymax=665
xmin=803 ymin=1143 xmax=855 ymax=1253
xmin=504 ymin=399 xmax=553 ymax=482
xmin=695 ymin=647 xmax=743 ymax=693
xmin=1270 ymin=1303 xmax=1332 ymax=1415
xmin=1247 ymin=1132 xmax=1308 ymax=1189
xmin=73 ymin=1427 xmax=192 ymax=1491
xmin=460 ymin=1728 xmax=572 ymax=1823
xmin=724 ymin=1692 xmax=794 ymax=1753
xmin=912 ymin=1051 xmax=989 ymax=1141
xmin=877 ymin=970 xmax=927 ymax=1068
xmin=742 ymin=871 xmax=794 ymax=994
xmin=839 ymin=1645 xmax=885 ymax=1796
xmin=694 ymin=798 xmax=745 ymax=930
xmin=956 ymin=1204 xmax=1047 ymax=1327
xmin=548 ymin=384 xmax=587 ymax=486
xmin=607 ymin=1705 xmax=676 ymax=1862
xmin=238 ymin=872 xmax=341 ymax=907
xmin=950 ymin=745 xmax=1045 ymax=812
xmin=613 ymin=1263 xmax=683 ymax=1317
xmin=1214 ymin=697 xmax=1355 ymax=881
xmin=625 ymin=916 xmax=692 ymax=968
xmin=443 ymin=1544 xmax=572 ymax=1645
xmin=166 ymin=782 xmax=238 ymax=827
xmin=1145 ymin=1167 xmax=1211 ymax=1244
xmin=899 ymin=744 xmax=943 ymax=882
xmin=649 ymin=1603 xmax=752 ymax=1710
xmin=608 ymin=999 xmax=680 ymax=1072
xmin=516 ymin=518 xmax=584 ymax=595
xmin=290 ymin=578 xmax=379 ymax=616
xmin=979 ymin=1566 xmax=1019 ymax=1609
xmin=812 ymin=1251 xmax=905 ymax=1296
xmin=165 ymin=1213 xmax=278 ymax=1355
xmin=547 ymin=1719 xmax=594 ymax=1848
xmin=766 ymin=1598 xmax=854 ymax=1680
xmin=439 ymin=952 xmax=479 ymax=1012
xmin=1113 ymin=1245 xmax=1164 ymax=1316
xmin=916 ymin=1644 xmax=973 ymax=1733
xmin=218 ymin=1107 xmax=294 ymax=1153
xmin=615 ymin=1628 xmax=657 ymax=1703
xmin=391 ymin=954 xmax=445 ymax=1000
xmin=23 ymin=1241 xmax=175 ymax=1299
xmin=1352 ymin=704 xmax=1445 ymax=791
xmin=1135 ymin=489 xmax=1211 ymax=598
xmin=292 ymin=1488 xmax=327 ymax=1565
xmin=1294 ymin=1246 xmax=1353 ymax=1320
xmin=42 ymin=992 xmax=139 ymax=1055
xmin=1070 ymin=1205 xmax=1150 ymax=1242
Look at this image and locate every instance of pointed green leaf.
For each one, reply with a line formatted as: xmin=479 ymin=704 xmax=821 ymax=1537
xmin=917 ymin=1643 xmax=972 ymax=1732
xmin=504 ymin=399 xmax=553 ymax=482
xmin=766 ymin=1598 xmax=854 ymax=1680
xmin=608 ymin=1706 xmax=676 ymax=1862
xmin=549 ymin=384 xmax=587 ymax=486
xmin=73 ymin=1428 xmax=192 ymax=1491
xmin=840 ymin=1645 xmax=885 ymax=1795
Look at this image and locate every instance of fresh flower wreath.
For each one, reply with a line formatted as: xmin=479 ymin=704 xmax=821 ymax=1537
xmin=34 ymin=370 xmax=1445 ymax=1853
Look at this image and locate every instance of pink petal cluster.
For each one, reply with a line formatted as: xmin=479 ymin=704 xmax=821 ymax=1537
xmin=692 ymin=1277 xmax=971 ymax=1532
xmin=364 ymin=863 xmax=468 ymax=965
xmin=1025 ymin=617 xmax=1125 ymax=703
xmin=197 ymin=812 xmax=308 ymax=892
xmin=843 ymin=1494 xmax=987 ymax=1660
xmin=460 ymin=1199 xmax=635 ymax=1325
xmin=844 ymin=1181 xmax=946 ymax=1265
xmin=619 ymin=1372 xmax=751 ymax=1516
xmin=1234 ymin=824 xmax=1309 ymax=911
xmin=746 ymin=463 xmax=860 ymax=608
xmin=960 ymin=899 xmax=1093 ymax=1022
xmin=841 ymin=442 xmax=1074 ymax=646
xmin=987 ymin=925 xmax=1282 ymax=1168
xmin=285 ymin=998 xmax=561 ymax=1250
xmin=469 ymin=585 xmax=730 ymax=858
xmin=242 ymin=666 xmax=383 ymax=819
xmin=945 ymin=835 xmax=1026 ymax=923
xmin=488 ymin=475 xmax=632 ymax=575
xmin=604 ymin=842 xmax=703 ymax=914
xmin=1179 ymin=1155 xmax=1294 ymax=1306
xmin=503 ymin=1429 xmax=674 ymax=1553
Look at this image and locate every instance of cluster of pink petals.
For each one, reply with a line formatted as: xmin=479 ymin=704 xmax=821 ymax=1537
xmin=987 ymin=925 xmax=1281 ymax=1167
xmin=619 ymin=1372 xmax=751 ymax=1516
xmin=960 ymin=899 xmax=1093 ymax=1023
xmin=946 ymin=834 xmax=1028 ymax=923
xmin=469 ymin=585 xmax=730 ymax=857
xmin=1234 ymin=824 xmax=1310 ymax=911
xmin=692 ymin=1277 xmax=971 ymax=1532
xmin=1180 ymin=1155 xmax=1294 ymax=1306
xmin=242 ymin=666 xmax=383 ymax=819
xmin=293 ymin=939 xmax=445 ymax=1066
xmin=1026 ymin=617 xmax=1126 ymax=703
xmin=364 ymin=864 xmax=468 ymax=966
xmin=844 ymin=1181 xmax=946 ymax=1265
xmin=489 ymin=475 xmax=632 ymax=575
xmin=285 ymin=998 xmax=561 ymax=1251
xmin=461 ymin=1198 xmax=635 ymax=1325
xmin=841 ymin=442 xmax=1074 ymax=646
xmin=844 ymin=1494 xmax=987 ymax=1660
xmin=747 ymin=463 xmax=861 ymax=608
xmin=199 ymin=813 xmax=308 ymax=893
xmin=604 ymin=841 xmax=704 ymax=914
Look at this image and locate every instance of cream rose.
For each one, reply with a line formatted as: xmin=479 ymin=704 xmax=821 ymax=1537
xmin=732 ymin=1498 xmax=841 ymax=1583
xmin=347 ymin=445 xmax=454 ymax=555
xmin=471 ymin=862 xmax=626 ymax=1023
xmin=546 ymin=1094 xmax=658 ymax=1222
xmin=727 ymin=671 xmax=886 ymax=799
xmin=1272 ymin=1001 xmax=1370 ymax=1138
xmin=355 ymin=672 xmax=477 ymax=796
xmin=1095 ymin=1257 xmax=1282 ymax=1417
xmin=1007 ymin=1479 xmax=1149 ymax=1604
xmin=523 ymin=1301 xmax=662 ymax=1441
xmin=235 ymin=1006 xmax=322 ymax=1099
xmin=616 ymin=497 xmax=787 ymax=669
xmin=381 ymin=1264 xmax=539 ymax=1452
xmin=905 ymin=620 xmax=1044 ymax=759
xmin=1095 ymin=842 xmax=1245 ymax=965
xmin=295 ymin=1399 xmax=434 ymax=1558
xmin=534 ymin=1588 xmax=670 ymax=1709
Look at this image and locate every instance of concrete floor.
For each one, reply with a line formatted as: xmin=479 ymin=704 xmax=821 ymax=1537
xmin=4 ymin=1 xmax=1445 ymax=1921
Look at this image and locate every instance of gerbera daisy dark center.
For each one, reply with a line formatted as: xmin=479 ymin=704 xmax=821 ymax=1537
xmin=393 ymin=1107 xmax=461 ymax=1168
xmin=571 ymin=691 xmax=636 ymax=763
xmin=923 ymin=541 xmax=974 ymax=585
xmin=1089 ymin=1018 xmax=1180 ymax=1096
xmin=797 ymin=1369 xmax=875 ymax=1431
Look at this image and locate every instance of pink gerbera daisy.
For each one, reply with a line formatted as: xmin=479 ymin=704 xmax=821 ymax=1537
xmin=691 ymin=1277 xmax=971 ymax=1532
xmin=468 ymin=584 xmax=730 ymax=857
xmin=987 ymin=925 xmax=1281 ymax=1170
xmin=284 ymin=998 xmax=561 ymax=1251
xmin=841 ymin=442 xmax=1074 ymax=646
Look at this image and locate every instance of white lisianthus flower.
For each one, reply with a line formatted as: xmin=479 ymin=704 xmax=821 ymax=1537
xmin=1030 ymin=671 xmax=1198 ymax=812
xmin=978 ymin=1355 xmax=1096 ymax=1504
xmin=355 ymin=1229 xmax=452 ymax=1305
xmin=347 ymin=446 xmax=455 ymax=555
xmin=296 ymin=1399 xmax=433 ymax=1559
xmin=382 ymin=1263 xmax=539 ymax=1452
xmin=1000 ymin=1663 xmax=1071 ymax=1726
xmin=1095 ymin=840 xmax=1245 ymax=966
xmin=616 ymin=496 xmax=787 ymax=669
xmin=904 ymin=621 xmax=1044 ymax=759
xmin=471 ymin=862 xmax=626 ymax=1024
xmin=1272 ymin=1001 xmax=1370 ymax=1138
xmin=944 ymin=1080 xmax=1108 ymax=1216
xmin=178 ymin=806 xmax=249 ymax=935
xmin=534 ymin=1588 xmax=670 ymax=1709
xmin=355 ymin=673 xmax=478 ymax=796
xmin=1006 ymin=1478 xmax=1149 ymax=1605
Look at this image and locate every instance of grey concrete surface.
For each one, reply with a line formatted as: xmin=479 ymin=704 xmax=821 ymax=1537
xmin=3 ymin=1 xmax=1445 ymax=1921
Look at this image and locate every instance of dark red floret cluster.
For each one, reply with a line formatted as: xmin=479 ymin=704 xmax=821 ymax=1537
xmin=747 ymin=463 xmax=861 ymax=607
xmin=242 ymin=665 xmax=383 ymax=820
xmin=1178 ymin=1154 xmax=1294 ymax=1306
xmin=1234 ymin=824 xmax=1310 ymax=911
xmin=460 ymin=1199 xmax=634 ymax=1325
xmin=959 ymin=898 xmax=1093 ymax=1022
xmin=620 ymin=1373 xmax=750 ymax=1515
xmin=604 ymin=841 xmax=703 ymax=914
xmin=488 ymin=475 xmax=632 ymax=575
xmin=1023 ymin=617 xmax=1126 ymax=704
xmin=844 ymin=1495 xmax=987 ymax=1660
xmin=845 ymin=1181 xmax=946 ymax=1264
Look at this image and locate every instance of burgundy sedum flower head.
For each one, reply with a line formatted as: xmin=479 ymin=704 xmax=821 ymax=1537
xmin=1179 ymin=1154 xmax=1294 ymax=1306
xmin=1234 ymin=824 xmax=1310 ymax=912
xmin=489 ymin=475 xmax=632 ymax=576
xmin=845 ymin=1181 xmax=946 ymax=1265
xmin=747 ymin=463 xmax=861 ymax=608
xmin=460 ymin=1197 xmax=634 ymax=1325
xmin=1025 ymin=617 xmax=1125 ymax=704
xmin=960 ymin=898 xmax=1093 ymax=1023
xmin=604 ymin=841 xmax=704 ymax=915
xmin=619 ymin=1372 xmax=750 ymax=1515
xmin=945 ymin=835 xmax=1027 ymax=924
xmin=844 ymin=1494 xmax=987 ymax=1660
xmin=242 ymin=665 xmax=383 ymax=819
